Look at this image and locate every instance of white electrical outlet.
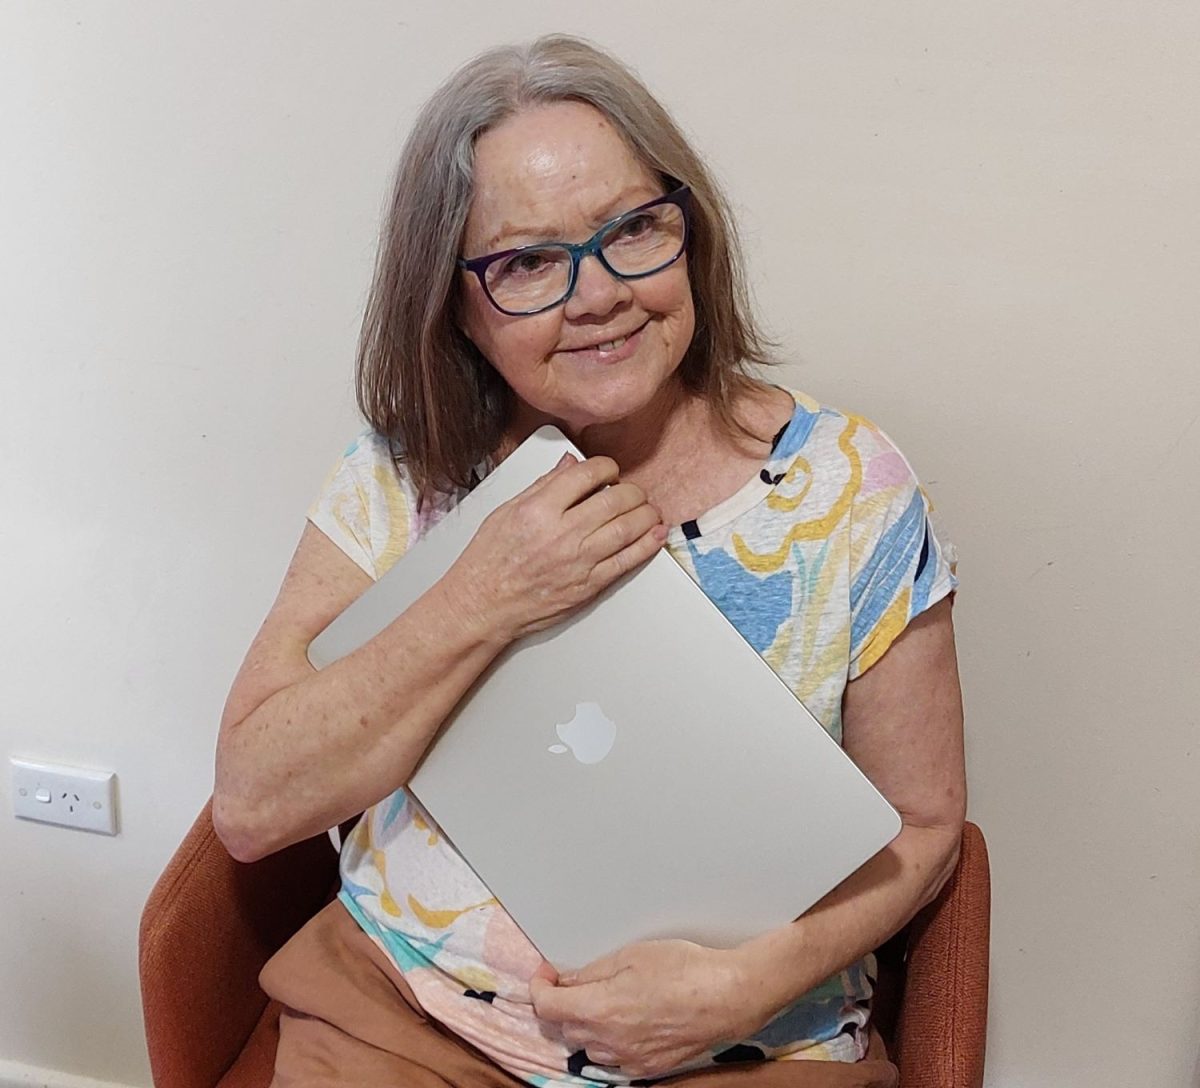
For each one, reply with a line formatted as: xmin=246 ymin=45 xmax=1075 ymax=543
xmin=10 ymin=758 xmax=118 ymax=835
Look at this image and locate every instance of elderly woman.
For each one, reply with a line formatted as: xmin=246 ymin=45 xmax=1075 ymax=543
xmin=213 ymin=34 xmax=964 ymax=1088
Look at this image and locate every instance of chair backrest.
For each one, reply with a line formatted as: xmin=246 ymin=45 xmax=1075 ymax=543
xmin=140 ymin=801 xmax=344 ymax=1088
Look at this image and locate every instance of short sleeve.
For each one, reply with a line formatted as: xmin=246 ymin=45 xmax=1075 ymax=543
xmin=846 ymin=418 xmax=958 ymax=680
xmin=305 ymin=431 xmax=416 ymax=582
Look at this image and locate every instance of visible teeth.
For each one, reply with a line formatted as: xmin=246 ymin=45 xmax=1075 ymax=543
xmin=597 ymin=336 xmax=628 ymax=352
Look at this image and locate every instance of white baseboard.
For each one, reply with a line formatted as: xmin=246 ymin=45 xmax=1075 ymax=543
xmin=0 ymin=1058 xmax=140 ymax=1088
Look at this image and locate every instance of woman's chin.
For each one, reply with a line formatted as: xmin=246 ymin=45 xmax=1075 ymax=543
xmin=568 ymin=358 xmax=679 ymax=411
xmin=555 ymin=380 xmax=669 ymax=434
xmin=507 ymin=354 xmax=681 ymax=439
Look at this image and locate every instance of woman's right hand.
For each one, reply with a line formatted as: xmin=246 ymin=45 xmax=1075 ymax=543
xmin=444 ymin=453 xmax=667 ymax=643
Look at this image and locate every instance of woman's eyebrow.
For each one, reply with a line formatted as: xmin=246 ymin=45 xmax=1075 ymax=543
xmin=480 ymin=186 xmax=658 ymax=253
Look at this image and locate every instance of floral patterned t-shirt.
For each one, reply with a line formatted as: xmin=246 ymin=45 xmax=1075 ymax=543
xmin=305 ymin=387 xmax=957 ymax=1087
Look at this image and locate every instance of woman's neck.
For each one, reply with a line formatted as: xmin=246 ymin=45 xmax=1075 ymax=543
xmin=499 ymin=380 xmax=719 ymax=481
xmin=572 ymin=382 xmax=706 ymax=476
xmin=496 ymin=378 xmax=794 ymax=525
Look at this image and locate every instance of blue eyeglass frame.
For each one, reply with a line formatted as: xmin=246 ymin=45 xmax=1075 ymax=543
xmin=457 ymin=185 xmax=692 ymax=316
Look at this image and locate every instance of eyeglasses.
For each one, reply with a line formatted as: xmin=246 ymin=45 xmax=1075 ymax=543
xmin=457 ymin=186 xmax=692 ymax=316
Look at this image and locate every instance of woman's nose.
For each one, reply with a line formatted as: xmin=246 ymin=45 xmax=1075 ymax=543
xmin=563 ymin=253 xmax=632 ymax=319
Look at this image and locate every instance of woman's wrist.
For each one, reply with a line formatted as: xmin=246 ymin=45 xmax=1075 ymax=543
xmin=432 ymin=566 xmax=518 ymax=653
xmin=727 ymin=923 xmax=818 ymax=1029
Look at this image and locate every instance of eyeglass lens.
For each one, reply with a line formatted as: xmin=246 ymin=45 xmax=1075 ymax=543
xmin=483 ymin=201 xmax=686 ymax=314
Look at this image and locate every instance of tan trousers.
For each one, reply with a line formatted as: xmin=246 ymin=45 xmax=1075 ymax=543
xmin=259 ymin=900 xmax=899 ymax=1088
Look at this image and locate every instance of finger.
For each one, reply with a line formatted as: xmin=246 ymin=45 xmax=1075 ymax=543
xmin=559 ymin=1024 xmax=622 ymax=1066
xmin=530 ymin=959 xmax=559 ymax=985
xmin=589 ymin=522 xmax=669 ymax=588
xmin=529 ymin=977 xmax=580 ymax=1022
xmin=560 ymin=1024 xmax=593 ymax=1052
xmin=568 ymin=481 xmax=653 ymax=535
xmin=525 ymin=451 xmax=578 ymax=493
xmin=580 ymin=504 xmax=662 ymax=564
xmin=559 ymin=949 xmax=624 ymax=987
xmin=581 ymin=1047 xmax=622 ymax=1068
xmin=536 ymin=455 xmax=621 ymax=513
xmin=530 ymin=977 xmax=612 ymax=1023
xmin=528 ymin=975 xmax=556 ymax=1015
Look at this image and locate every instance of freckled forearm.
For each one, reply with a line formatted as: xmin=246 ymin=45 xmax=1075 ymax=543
xmin=729 ymin=822 xmax=962 ymax=1025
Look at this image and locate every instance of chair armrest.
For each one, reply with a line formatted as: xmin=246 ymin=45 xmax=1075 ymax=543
xmin=894 ymin=821 xmax=991 ymax=1088
xmin=139 ymin=798 xmax=340 ymax=1088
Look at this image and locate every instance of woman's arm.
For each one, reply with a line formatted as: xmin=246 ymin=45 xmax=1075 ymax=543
xmin=730 ymin=593 xmax=966 ymax=1015
xmin=215 ymin=455 xmax=665 ymax=864
xmin=213 ymin=522 xmax=513 ymax=863
xmin=529 ymin=595 xmax=965 ymax=1077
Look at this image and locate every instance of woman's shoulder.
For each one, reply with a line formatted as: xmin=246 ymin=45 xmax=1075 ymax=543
xmin=322 ymin=429 xmax=422 ymax=508
xmin=766 ymin=386 xmax=906 ymax=469
xmin=336 ymin=428 xmax=402 ymax=469
xmin=761 ymin=386 xmax=943 ymax=546
xmin=307 ymin=428 xmax=423 ymax=580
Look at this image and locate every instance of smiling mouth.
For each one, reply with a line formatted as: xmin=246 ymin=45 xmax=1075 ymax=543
xmin=566 ymin=320 xmax=649 ymax=355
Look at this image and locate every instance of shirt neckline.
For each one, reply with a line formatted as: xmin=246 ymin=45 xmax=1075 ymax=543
xmin=466 ymin=386 xmax=815 ymax=543
xmin=665 ymin=386 xmax=813 ymax=548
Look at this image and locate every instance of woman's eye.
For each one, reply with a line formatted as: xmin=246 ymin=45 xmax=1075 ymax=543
xmin=613 ymin=213 xmax=655 ymax=240
xmin=501 ymin=251 xmax=552 ymax=277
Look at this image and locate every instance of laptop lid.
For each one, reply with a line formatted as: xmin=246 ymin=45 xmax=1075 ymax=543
xmin=309 ymin=426 xmax=901 ymax=970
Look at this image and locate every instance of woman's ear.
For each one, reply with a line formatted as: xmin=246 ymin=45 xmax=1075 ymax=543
xmin=450 ymin=321 xmax=485 ymax=368
xmin=452 ymin=284 xmax=484 ymax=353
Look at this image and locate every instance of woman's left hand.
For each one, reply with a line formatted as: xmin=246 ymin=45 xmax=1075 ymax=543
xmin=528 ymin=939 xmax=765 ymax=1079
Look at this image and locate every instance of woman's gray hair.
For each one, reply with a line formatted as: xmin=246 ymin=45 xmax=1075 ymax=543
xmin=356 ymin=34 xmax=774 ymax=508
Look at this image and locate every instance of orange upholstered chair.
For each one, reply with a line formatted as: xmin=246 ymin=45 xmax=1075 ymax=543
xmin=139 ymin=802 xmax=989 ymax=1087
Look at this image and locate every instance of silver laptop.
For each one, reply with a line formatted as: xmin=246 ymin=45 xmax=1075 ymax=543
xmin=308 ymin=426 xmax=901 ymax=970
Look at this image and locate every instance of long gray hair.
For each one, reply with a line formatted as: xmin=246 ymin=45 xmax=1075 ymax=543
xmin=356 ymin=34 xmax=774 ymax=507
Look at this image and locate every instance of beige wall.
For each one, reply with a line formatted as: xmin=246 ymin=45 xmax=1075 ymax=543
xmin=1 ymin=3 xmax=1197 ymax=1086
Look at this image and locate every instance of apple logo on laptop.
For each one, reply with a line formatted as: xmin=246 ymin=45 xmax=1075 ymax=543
xmin=547 ymin=703 xmax=616 ymax=764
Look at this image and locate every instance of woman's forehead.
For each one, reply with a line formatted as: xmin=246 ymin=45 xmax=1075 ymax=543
xmin=465 ymin=102 xmax=660 ymax=252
